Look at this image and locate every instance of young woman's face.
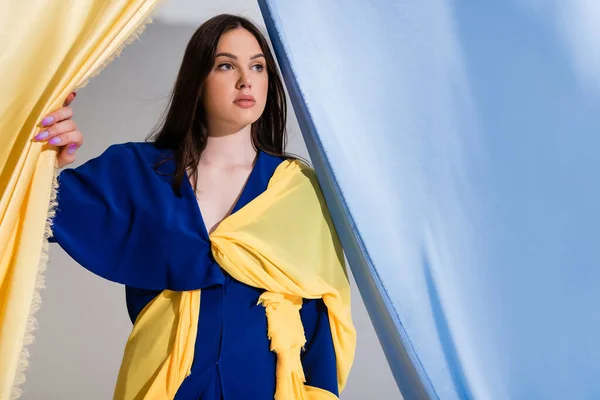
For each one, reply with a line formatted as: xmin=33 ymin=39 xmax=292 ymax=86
xmin=202 ymin=28 xmax=269 ymax=132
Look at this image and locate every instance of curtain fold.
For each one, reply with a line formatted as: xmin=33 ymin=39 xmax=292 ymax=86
xmin=0 ymin=1 xmax=160 ymax=398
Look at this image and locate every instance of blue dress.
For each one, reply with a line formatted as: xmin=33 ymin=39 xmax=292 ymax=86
xmin=50 ymin=142 xmax=339 ymax=399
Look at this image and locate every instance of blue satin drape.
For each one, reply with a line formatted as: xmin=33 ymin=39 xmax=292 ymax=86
xmin=259 ymin=2 xmax=600 ymax=399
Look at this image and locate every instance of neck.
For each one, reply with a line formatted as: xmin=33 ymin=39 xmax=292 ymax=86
xmin=201 ymin=124 xmax=256 ymax=166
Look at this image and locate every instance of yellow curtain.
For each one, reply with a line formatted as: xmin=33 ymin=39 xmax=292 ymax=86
xmin=0 ymin=1 xmax=160 ymax=398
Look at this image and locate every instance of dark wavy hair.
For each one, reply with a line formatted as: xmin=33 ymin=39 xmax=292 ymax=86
xmin=148 ymin=14 xmax=288 ymax=192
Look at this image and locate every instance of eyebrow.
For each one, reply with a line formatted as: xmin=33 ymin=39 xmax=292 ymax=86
xmin=215 ymin=52 xmax=265 ymax=60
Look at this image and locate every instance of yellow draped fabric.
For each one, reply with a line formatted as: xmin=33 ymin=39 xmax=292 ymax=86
xmin=116 ymin=160 xmax=356 ymax=400
xmin=0 ymin=1 xmax=160 ymax=398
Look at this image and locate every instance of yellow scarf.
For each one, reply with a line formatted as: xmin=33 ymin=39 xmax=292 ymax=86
xmin=113 ymin=159 xmax=356 ymax=400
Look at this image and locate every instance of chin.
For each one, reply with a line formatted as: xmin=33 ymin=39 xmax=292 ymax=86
xmin=231 ymin=110 xmax=263 ymax=126
xmin=228 ymin=117 xmax=257 ymax=128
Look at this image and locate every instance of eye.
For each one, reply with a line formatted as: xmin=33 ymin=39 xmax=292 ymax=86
xmin=217 ymin=63 xmax=233 ymax=71
xmin=252 ymin=63 xmax=265 ymax=72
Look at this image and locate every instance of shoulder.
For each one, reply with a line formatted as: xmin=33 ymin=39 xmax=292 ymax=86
xmin=268 ymin=156 xmax=324 ymax=197
xmin=95 ymin=141 xmax=165 ymax=164
xmin=59 ymin=142 xmax=172 ymax=193
xmin=73 ymin=142 xmax=169 ymax=176
xmin=278 ymin=156 xmax=318 ymax=181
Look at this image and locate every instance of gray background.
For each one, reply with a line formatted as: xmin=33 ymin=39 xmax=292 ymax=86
xmin=20 ymin=2 xmax=401 ymax=399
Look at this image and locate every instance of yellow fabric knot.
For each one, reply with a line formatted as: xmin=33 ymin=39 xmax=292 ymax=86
xmin=258 ymin=292 xmax=307 ymax=400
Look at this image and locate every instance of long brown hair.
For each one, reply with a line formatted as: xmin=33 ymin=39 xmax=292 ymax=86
xmin=148 ymin=14 xmax=288 ymax=192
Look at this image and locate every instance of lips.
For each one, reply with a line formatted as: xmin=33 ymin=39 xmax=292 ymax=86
xmin=234 ymin=94 xmax=256 ymax=108
xmin=235 ymin=94 xmax=255 ymax=102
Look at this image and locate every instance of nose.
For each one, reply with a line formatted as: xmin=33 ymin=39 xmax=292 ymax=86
xmin=237 ymin=72 xmax=252 ymax=90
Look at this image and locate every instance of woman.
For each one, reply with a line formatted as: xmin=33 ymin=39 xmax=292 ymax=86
xmin=35 ymin=14 xmax=355 ymax=400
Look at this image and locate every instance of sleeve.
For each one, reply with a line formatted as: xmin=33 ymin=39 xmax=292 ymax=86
xmin=50 ymin=143 xmax=221 ymax=291
xmin=300 ymin=298 xmax=339 ymax=398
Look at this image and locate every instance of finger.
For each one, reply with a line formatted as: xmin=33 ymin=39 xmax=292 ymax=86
xmin=44 ymin=129 xmax=83 ymax=148
xmin=63 ymin=92 xmax=77 ymax=107
xmin=35 ymin=119 xmax=76 ymax=142
xmin=56 ymin=131 xmax=83 ymax=168
xmin=57 ymin=144 xmax=78 ymax=169
xmin=39 ymin=105 xmax=73 ymax=128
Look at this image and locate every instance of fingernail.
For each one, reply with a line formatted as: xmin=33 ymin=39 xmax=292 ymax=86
xmin=41 ymin=116 xmax=54 ymax=126
xmin=67 ymin=143 xmax=77 ymax=154
xmin=49 ymin=137 xmax=61 ymax=145
xmin=72 ymin=92 xmax=77 ymax=98
xmin=35 ymin=131 xmax=49 ymax=140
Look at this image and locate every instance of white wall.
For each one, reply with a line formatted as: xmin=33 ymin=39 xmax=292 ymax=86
xmin=20 ymin=16 xmax=401 ymax=400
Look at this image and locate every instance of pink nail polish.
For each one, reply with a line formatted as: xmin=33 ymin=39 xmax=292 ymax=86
xmin=35 ymin=131 xmax=49 ymax=140
xmin=67 ymin=144 xmax=77 ymax=155
xmin=41 ymin=116 xmax=54 ymax=126
xmin=48 ymin=137 xmax=61 ymax=145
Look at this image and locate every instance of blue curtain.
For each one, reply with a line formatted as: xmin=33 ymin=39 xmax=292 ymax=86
xmin=259 ymin=2 xmax=600 ymax=399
